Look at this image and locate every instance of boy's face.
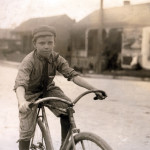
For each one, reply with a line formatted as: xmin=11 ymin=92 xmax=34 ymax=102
xmin=34 ymin=35 xmax=55 ymax=59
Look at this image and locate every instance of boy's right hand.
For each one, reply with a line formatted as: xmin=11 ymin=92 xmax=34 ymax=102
xmin=19 ymin=100 xmax=31 ymax=113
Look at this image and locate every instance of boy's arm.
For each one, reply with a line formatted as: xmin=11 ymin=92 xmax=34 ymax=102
xmin=16 ymin=86 xmax=31 ymax=113
xmin=72 ymin=76 xmax=107 ymax=99
xmin=72 ymin=76 xmax=96 ymax=90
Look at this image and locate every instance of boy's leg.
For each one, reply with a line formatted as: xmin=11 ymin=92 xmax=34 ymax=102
xmin=60 ymin=114 xmax=70 ymax=143
xmin=19 ymin=140 xmax=30 ymax=150
xmin=18 ymin=106 xmax=37 ymax=150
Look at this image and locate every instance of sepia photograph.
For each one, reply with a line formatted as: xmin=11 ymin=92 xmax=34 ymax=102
xmin=0 ymin=0 xmax=150 ymax=150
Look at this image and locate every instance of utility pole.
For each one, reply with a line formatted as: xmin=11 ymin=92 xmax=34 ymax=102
xmin=96 ymin=0 xmax=104 ymax=73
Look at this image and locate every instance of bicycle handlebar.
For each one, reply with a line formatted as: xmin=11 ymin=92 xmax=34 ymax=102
xmin=29 ymin=97 xmax=74 ymax=108
xmin=29 ymin=90 xmax=102 ymax=108
xmin=72 ymin=90 xmax=102 ymax=104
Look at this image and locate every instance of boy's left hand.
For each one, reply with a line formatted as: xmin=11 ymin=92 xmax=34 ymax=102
xmin=94 ymin=90 xmax=107 ymax=100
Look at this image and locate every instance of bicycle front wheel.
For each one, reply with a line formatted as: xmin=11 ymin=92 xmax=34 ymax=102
xmin=66 ymin=132 xmax=113 ymax=150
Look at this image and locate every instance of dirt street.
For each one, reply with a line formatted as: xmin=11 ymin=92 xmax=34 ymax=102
xmin=0 ymin=64 xmax=150 ymax=150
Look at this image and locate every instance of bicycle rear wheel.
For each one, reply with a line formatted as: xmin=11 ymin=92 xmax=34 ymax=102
xmin=30 ymin=118 xmax=51 ymax=150
xmin=66 ymin=132 xmax=113 ymax=150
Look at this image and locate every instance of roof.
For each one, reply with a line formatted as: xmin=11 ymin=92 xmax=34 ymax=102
xmin=73 ymin=2 xmax=150 ymax=31
xmin=14 ymin=14 xmax=75 ymax=33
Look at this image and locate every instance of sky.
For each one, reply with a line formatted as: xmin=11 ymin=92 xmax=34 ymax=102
xmin=0 ymin=0 xmax=150 ymax=29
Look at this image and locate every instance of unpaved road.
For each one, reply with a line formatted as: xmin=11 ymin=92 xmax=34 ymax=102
xmin=0 ymin=64 xmax=150 ymax=150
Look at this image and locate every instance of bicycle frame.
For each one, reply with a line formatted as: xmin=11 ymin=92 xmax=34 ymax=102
xmin=29 ymin=90 xmax=105 ymax=150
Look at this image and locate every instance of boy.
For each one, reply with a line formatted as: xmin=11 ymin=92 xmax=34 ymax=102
xmin=14 ymin=25 xmax=107 ymax=150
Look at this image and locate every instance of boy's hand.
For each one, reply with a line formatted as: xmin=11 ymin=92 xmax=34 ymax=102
xmin=94 ymin=90 xmax=107 ymax=100
xmin=19 ymin=100 xmax=31 ymax=113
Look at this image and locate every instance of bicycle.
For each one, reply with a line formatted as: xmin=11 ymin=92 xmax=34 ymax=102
xmin=29 ymin=90 xmax=113 ymax=150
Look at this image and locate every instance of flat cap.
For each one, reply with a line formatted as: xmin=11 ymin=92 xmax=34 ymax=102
xmin=32 ymin=25 xmax=56 ymax=41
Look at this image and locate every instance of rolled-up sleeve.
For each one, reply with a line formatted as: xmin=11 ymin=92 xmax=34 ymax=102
xmin=56 ymin=56 xmax=79 ymax=81
xmin=14 ymin=58 xmax=33 ymax=91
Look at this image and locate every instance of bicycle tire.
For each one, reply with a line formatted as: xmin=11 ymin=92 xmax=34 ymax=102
xmin=66 ymin=132 xmax=113 ymax=150
xmin=30 ymin=118 xmax=51 ymax=150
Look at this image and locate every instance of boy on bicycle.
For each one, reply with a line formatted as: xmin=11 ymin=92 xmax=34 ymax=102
xmin=14 ymin=25 xmax=107 ymax=150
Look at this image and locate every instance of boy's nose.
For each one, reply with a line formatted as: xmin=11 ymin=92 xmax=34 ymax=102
xmin=44 ymin=44 xmax=49 ymax=49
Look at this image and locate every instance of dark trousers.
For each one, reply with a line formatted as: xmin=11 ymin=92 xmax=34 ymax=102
xmin=60 ymin=115 xmax=70 ymax=143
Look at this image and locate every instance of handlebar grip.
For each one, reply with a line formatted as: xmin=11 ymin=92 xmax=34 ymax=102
xmin=94 ymin=96 xmax=97 ymax=100
xmin=93 ymin=94 xmax=107 ymax=100
xmin=94 ymin=96 xmax=100 ymax=100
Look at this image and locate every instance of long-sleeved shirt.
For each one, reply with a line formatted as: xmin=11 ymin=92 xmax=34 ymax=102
xmin=14 ymin=50 xmax=79 ymax=101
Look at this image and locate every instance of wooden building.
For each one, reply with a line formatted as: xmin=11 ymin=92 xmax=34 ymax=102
xmin=71 ymin=2 xmax=150 ymax=71
xmin=0 ymin=29 xmax=21 ymax=52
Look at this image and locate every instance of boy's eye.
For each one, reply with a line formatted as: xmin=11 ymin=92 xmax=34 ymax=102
xmin=38 ymin=42 xmax=53 ymax=45
xmin=48 ymin=42 xmax=53 ymax=45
